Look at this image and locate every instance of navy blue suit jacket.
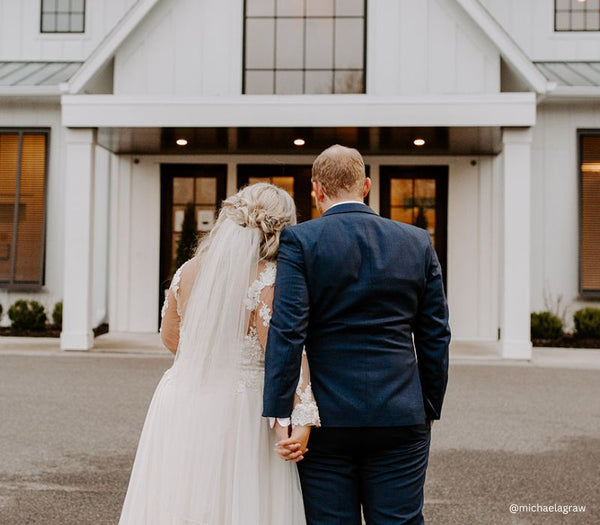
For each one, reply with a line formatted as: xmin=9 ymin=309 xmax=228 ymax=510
xmin=263 ymin=202 xmax=450 ymax=427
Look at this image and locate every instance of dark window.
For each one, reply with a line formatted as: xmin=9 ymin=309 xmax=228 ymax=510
xmin=41 ymin=0 xmax=86 ymax=33
xmin=243 ymin=0 xmax=366 ymax=94
xmin=0 ymin=131 xmax=48 ymax=289
xmin=580 ymin=132 xmax=600 ymax=296
xmin=555 ymin=0 xmax=600 ymax=32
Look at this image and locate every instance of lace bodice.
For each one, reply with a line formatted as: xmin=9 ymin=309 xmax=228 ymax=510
xmin=160 ymin=259 xmax=320 ymax=427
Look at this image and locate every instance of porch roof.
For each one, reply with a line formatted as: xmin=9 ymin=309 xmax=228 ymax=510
xmin=61 ymin=93 xmax=537 ymax=129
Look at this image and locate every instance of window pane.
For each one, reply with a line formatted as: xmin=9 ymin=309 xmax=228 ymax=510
xmin=571 ymin=11 xmax=585 ymax=30
xmin=306 ymin=0 xmax=333 ymax=16
xmin=335 ymin=0 xmax=363 ymax=16
xmin=195 ymin=177 xmax=217 ymax=205
xmin=391 ymin=207 xmax=414 ymax=224
xmin=275 ymin=70 xmax=303 ymax=94
xmin=581 ymin=135 xmax=600 ymax=292
xmin=247 ymin=0 xmax=275 ymax=16
xmin=0 ymin=134 xmax=19 ymax=282
xmin=334 ymin=70 xmax=363 ymax=93
xmin=571 ymin=0 xmax=586 ymax=11
xmin=71 ymin=13 xmax=84 ymax=32
xmin=305 ymin=18 xmax=334 ymax=69
xmin=556 ymin=0 xmax=570 ymax=8
xmin=43 ymin=0 xmax=57 ymax=11
xmin=276 ymin=0 xmax=304 ymax=17
xmin=57 ymin=0 xmax=70 ymax=12
xmin=41 ymin=13 xmax=56 ymax=32
xmin=245 ymin=70 xmax=274 ymax=94
xmin=586 ymin=11 xmax=600 ymax=30
xmin=555 ymin=11 xmax=570 ymax=30
xmin=173 ymin=177 xmax=194 ymax=204
xmin=305 ymin=70 xmax=333 ymax=93
xmin=72 ymin=0 xmax=85 ymax=12
xmin=334 ymin=18 xmax=364 ymax=69
xmin=245 ymin=19 xmax=275 ymax=69
xmin=14 ymin=135 xmax=46 ymax=283
xmin=390 ymin=179 xmax=413 ymax=206
xmin=56 ymin=13 xmax=70 ymax=31
xmin=276 ymin=18 xmax=304 ymax=69
xmin=589 ymin=0 xmax=600 ymax=10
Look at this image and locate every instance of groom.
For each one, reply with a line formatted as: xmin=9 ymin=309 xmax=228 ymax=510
xmin=263 ymin=145 xmax=450 ymax=524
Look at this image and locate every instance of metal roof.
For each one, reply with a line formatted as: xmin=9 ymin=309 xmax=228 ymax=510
xmin=535 ymin=62 xmax=600 ymax=87
xmin=0 ymin=62 xmax=81 ymax=86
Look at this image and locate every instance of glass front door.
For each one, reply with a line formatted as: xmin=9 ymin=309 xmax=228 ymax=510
xmin=159 ymin=164 xmax=227 ymax=323
xmin=380 ymin=166 xmax=448 ymax=284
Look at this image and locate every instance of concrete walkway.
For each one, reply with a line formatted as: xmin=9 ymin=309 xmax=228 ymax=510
xmin=2 ymin=332 xmax=600 ymax=369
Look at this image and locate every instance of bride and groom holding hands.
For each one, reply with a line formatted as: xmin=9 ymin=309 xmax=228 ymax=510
xmin=119 ymin=145 xmax=450 ymax=524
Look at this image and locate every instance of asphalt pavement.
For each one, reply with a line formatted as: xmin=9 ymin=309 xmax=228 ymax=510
xmin=0 ymin=352 xmax=598 ymax=524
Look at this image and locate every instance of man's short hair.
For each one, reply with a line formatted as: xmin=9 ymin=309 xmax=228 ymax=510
xmin=312 ymin=145 xmax=366 ymax=198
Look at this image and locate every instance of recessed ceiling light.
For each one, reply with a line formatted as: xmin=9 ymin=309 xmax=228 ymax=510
xmin=176 ymin=138 xmax=188 ymax=146
xmin=293 ymin=138 xmax=306 ymax=146
xmin=413 ymin=138 xmax=426 ymax=146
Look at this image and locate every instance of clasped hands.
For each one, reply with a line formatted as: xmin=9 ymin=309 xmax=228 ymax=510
xmin=274 ymin=422 xmax=311 ymax=463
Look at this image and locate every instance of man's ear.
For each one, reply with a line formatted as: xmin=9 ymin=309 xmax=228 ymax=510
xmin=312 ymin=181 xmax=324 ymax=202
xmin=363 ymin=177 xmax=372 ymax=199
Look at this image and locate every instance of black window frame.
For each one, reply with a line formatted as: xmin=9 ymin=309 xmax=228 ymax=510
xmin=40 ymin=0 xmax=86 ymax=34
xmin=578 ymin=129 xmax=600 ymax=299
xmin=242 ymin=0 xmax=368 ymax=94
xmin=554 ymin=0 xmax=600 ymax=32
xmin=0 ymin=128 xmax=50 ymax=291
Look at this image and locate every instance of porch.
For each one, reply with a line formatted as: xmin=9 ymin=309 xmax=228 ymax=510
xmin=59 ymin=94 xmax=536 ymax=359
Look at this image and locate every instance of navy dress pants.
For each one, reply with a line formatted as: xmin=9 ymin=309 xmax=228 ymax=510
xmin=297 ymin=425 xmax=431 ymax=525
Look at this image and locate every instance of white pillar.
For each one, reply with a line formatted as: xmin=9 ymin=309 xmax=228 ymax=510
xmin=60 ymin=128 xmax=96 ymax=351
xmin=499 ymin=128 xmax=532 ymax=359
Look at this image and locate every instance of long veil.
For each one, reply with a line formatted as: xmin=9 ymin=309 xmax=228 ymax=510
xmin=175 ymin=218 xmax=261 ymax=385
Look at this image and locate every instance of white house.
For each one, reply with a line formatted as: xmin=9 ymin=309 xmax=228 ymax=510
xmin=1 ymin=0 xmax=599 ymax=359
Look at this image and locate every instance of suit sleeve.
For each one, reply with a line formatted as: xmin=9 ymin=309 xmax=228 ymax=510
xmin=263 ymin=228 xmax=310 ymax=419
xmin=413 ymin=233 xmax=451 ymax=420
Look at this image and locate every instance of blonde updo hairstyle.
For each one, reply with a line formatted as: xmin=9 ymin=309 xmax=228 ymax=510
xmin=197 ymin=183 xmax=296 ymax=261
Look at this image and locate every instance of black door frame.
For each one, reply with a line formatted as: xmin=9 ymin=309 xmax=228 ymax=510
xmin=159 ymin=164 xmax=227 ymax=326
xmin=379 ymin=165 xmax=449 ymax=287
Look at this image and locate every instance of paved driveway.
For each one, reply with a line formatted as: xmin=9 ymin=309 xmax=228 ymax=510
xmin=0 ymin=353 xmax=598 ymax=524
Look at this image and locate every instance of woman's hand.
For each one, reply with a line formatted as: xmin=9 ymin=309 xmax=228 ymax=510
xmin=276 ymin=425 xmax=312 ymax=463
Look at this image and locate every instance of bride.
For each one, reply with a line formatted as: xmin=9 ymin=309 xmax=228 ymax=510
xmin=119 ymin=183 xmax=320 ymax=524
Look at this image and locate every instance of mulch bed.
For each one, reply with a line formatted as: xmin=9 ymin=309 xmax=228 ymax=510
xmin=0 ymin=323 xmax=109 ymax=339
xmin=533 ymin=335 xmax=600 ymax=349
xmin=0 ymin=326 xmax=61 ymax=338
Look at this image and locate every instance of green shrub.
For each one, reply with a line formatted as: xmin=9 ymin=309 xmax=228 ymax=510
xmin=8 ymin=300 xmax=47 ymax=331
xmin=52 ymin=301 xmax=63 ymax=329
xmin=573 ymin=308 xmax=600 ymax=339
xmin=531 ymin=311 xmax=564 ymax=340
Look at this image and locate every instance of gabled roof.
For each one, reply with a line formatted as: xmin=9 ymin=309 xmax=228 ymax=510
xmin=65 ymin=0 xmax=161 ymax=94
xmin=68 ymin=0 xmax=553 ymax=96
xmin=455 ymin=0 xmax=551 ymax=94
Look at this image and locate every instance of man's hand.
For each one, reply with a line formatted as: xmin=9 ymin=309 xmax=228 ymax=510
xmin=276 ymin=425 xmax=311 ymax=463
xmin=274 ymin=420 xmax=290 ymax=443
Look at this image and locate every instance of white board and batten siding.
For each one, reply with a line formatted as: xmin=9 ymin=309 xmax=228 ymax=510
xmin=0 ymin=0 xmax=137 ymax=62
xmin=480 ymin=0 xmax=600 ymax=61
xmin=112 ymin=0 xmax=500 ymax=97
xmin=531 ymin=104 xmax=600 ymax=329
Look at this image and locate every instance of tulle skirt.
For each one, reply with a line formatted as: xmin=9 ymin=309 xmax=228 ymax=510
xmin=119 ymin=365 xmax=306 ymax=525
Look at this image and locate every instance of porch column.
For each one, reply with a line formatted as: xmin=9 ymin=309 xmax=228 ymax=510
xmin=60 ymin=128 xmax=96 ymax=351
xmin=499 ymin=128 xmax=532 ymax=359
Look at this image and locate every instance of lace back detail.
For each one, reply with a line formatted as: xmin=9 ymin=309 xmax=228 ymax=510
xmin=237 ymin=261 xmax=277 ymax=392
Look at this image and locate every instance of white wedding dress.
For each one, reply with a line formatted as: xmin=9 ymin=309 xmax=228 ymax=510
xmin=119 ymin=220 xmax=319 ymax=525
